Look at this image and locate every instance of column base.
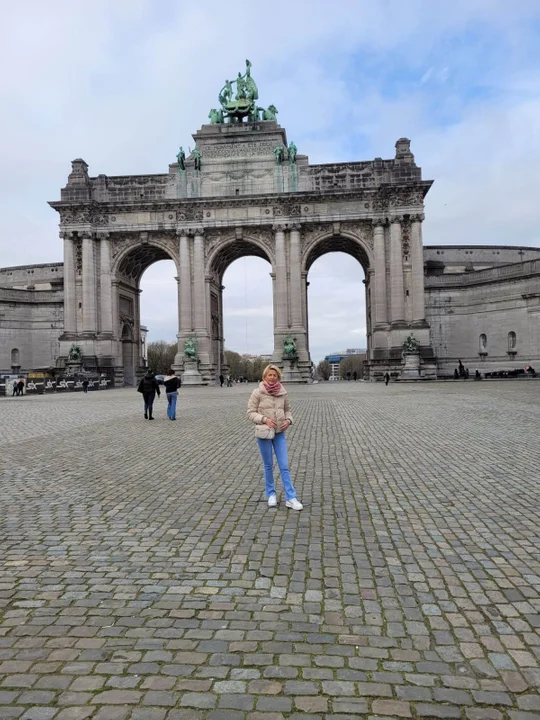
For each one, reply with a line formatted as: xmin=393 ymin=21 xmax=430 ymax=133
xmin=181 ymin=359 xmax=206 ymax=386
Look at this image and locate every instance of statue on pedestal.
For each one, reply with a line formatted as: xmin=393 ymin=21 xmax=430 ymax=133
xmin=184 ymin=336 xmax=199 ymax=361
xmin=273 ymin=145 xmax=285 ymax=166
xmin=288 ymin=142 xmax=298 ymax=164
xmin=176 ymin=146 xmax=185 ymax=171
xmin=190 ymin=144 xmax=202 ymax=171
xmin=283 ymin=335 xmax=298 ymax=361
xmin=68 ymin=343 xmax=82 ymax=363
xmin=402 ymin=333 xmax=420 ymax=354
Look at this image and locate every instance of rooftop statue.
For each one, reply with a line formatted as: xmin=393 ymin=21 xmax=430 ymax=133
xmin=213 ymin=60 xmax=271 ymax=124
xmin=273 ymin=145 xmax=285 ymax=166
xmin=288 ymin=141 xmax=297 ymax=164
xmin=190 ymin=144 xmax=202 ymax=171
xmin=176 ymin=146 xmax=185 ymax=171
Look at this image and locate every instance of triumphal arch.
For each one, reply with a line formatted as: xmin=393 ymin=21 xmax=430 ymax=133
xmin=50 ymin=60 xmax=436 ymax=384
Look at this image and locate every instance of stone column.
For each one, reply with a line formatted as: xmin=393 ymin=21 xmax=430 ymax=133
xmin=274 ymin=225 xmax=288 ymax=330
xmin=111 ymin=281 xmax=119 ymax=339
xmin=389 ymin=217 xmax=405 ymax=324
xmin=273 ymin=225 xmax=288 ymax=360
xmin=373 ymin=221 xmax=388 ymax=326
xmin=82 ymin=231 xmax=97 ymax=334
xmin=178 ymin=231 xmax=192 ymax=335
xmin=289 ymin=226 xmax=303 ymax=328
xmin=62 ymin=231 xmax=76 ymax=334
xmin=411 ymin=213 xmax=426 ymax=324
xmin=193 ymin=229 xmax=210 ymax=363
xmin=98 ymin=232 xmax=113 ymax=335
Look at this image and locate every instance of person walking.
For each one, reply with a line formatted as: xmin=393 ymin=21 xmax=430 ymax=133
xmin=163 ymin=369 xmax=180 ymax=421
xmin=137 ymin=370 xmax=160 ymax=420
xmin=219 ymin=373 xmax=225 ymax=388
xmin=384 ymin=372 xmax=390 ymax=386
xmin=247 ymin=364 xmax=303 ymax=511
xmin=82 ymin=378 xmax=89 ymax=394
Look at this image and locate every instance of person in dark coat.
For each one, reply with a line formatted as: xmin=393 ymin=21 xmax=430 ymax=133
xmin=384 ymin=372 xmax=390 ymax=386
xmin=137 ymin=370 xmax=161 ymax=420
xmin=219 ymin=374 xmax=225 ymax=387
xmin=82 ymin=379 xmax=89 ymax=394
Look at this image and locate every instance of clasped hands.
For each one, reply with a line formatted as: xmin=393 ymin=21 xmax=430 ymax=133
xmin=264 ymin=417 xmax=290 ymax=431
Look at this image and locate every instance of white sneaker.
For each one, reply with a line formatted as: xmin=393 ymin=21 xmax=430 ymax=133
xmin=267 ymin=494 xmax=277 ymax=508
xmin=286 ymin=498 xmax=303 ymax=511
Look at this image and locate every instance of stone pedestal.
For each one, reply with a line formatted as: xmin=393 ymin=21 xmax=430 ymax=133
xmin=401 ymin=352 xmax=421 ymax=380
xmin=181 ymin=359 xmax=205 ymax=386
xmin=65 ymin=361 xmax=83 ymax=376
xmin=281 ymin=359 xmax=303 ymax=383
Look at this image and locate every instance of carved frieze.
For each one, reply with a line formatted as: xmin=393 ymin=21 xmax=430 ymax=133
xmin=203 ymin=141 xmax=276 ymax=159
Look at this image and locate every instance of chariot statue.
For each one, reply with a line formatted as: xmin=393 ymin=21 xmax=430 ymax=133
xmin=402 ymin=333 xmax=420 ymax=353
xmin=184 ymin=336 xmax=199 ymax=361
xmin=212 ymin=60 xmax=275 ymax=125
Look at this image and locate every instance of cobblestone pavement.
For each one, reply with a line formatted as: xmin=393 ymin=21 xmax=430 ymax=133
xmin=1 ymin=381 xmax=540 ymax=720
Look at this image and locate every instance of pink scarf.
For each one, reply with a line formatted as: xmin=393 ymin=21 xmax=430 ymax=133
xmin=263 ymin=380 xmax=282 ymax=396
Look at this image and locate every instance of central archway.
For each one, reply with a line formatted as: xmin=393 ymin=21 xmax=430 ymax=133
xmin=207 ymin=236 xmax=274 ymax=380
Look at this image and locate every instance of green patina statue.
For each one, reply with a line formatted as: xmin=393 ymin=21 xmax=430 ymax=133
xmin=176 ymin=146 xmax=185 ymax=171
xmin=184 ymin=336 xmax=199 ymax=361
xmin=68 ymin=343 xmax=82 ymax=363
xmin=403 ymin=333 xmax=420 ymax=353
xmin=283 ymin=335 xmax=298 ymax=361
xmin=208 ymin=108 xmax=223 ymax=124
xmin=212 ymin=61 xmax=270 ymax=124
xmin=273 ymin=145 xmax=285 ymax=166
xmin=288 ymin=141 xmax=297 ymax=164
xmin=262 ymin=104 xmax=278 ymax=121
xmin=190 ymin=144 xmax=202 ymax=171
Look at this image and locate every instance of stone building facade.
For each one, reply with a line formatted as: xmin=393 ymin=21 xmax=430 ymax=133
xmin=1 ymin=122 xmax=539 ymax=381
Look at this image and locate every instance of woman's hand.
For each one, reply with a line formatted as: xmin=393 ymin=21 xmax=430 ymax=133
xmin=281 ymin=420 xmax=291 ymax=431
xmin=264 ymin=417 xmax=277 ymax=429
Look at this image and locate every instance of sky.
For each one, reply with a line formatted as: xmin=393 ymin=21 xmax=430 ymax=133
xmin=2 ymin=1 xmax=540 ymax=362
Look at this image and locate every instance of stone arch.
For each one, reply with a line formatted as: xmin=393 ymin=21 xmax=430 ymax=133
xmin=206 ymin=234 xmax=274 ymax=277
xmin=302 ymin=229 xmax=373 ymax=274
xmin=112 ymin=236 xmax=180 ymax=283
xmin=205 ymin=234 xmax=274 ymax=381
xmin=302 ymin=229 xmax=374 ymax=375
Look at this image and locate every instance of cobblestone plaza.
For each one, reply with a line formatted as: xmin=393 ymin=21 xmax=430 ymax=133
xmin=1 ymin=382 xmax=540 ymax=720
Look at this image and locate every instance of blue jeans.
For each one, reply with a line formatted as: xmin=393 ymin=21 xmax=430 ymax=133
xmin=167 ymin=392 xmax=178 ymax=419
xmin=257 ymin=432 xmax=296 ymax=500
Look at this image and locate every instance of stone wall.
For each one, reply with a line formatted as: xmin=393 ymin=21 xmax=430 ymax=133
xmin=0 ymin=286 xmax=63 ymax=373
xmin=425 ymin=258 xmax=540 ymax=374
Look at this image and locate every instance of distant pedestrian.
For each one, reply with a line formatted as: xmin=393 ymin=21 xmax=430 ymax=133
xmin=163 ymin=369 xmax=180 ymax=421
xmin=384 ymin=372 xmax=390 ymax=386
xmin=137 ymin=370 xmax=160 ymax=420
xmin=247 ymin=364 xmax=303 ymax=511
xmin=353 ymin=371 xmax=357 ymax=382
xmin=18 ymin=379 xmax=25 ymax=396
xmin=346 ymin=371 xmax=351 ymax=381
xmin=82 ymin=379 xmax=89 ymax=394
xmin=454 ymin=368 xmax=459 ymax=380
xmin=219 ymin=373 xmax=224 ymax=387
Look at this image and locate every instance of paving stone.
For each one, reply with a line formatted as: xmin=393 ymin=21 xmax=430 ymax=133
xmin=2 ymin=385 xmax=540 ymax=719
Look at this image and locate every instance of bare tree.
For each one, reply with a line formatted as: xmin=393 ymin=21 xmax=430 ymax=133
xmin=316 ymin=359 xmax=331 ymax=381
xmin=147 ymin=341 xmax=177 ymax=375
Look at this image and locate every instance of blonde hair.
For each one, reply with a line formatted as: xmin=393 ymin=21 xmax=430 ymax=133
xmin=262 ymin=364 xmax=282 ymax=380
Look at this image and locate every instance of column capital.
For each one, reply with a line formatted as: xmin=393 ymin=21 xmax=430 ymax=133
xmin=97 ymin=231 xmax=110 ymax=241
xmin=372 ymin=219 xmax=386 ymax=229
xmin=272 ymin=223 xmax=286 ymax=232
xmin=194 ymin=227 xmax=205 ymax=237
xmin=80 ymin=230 xmax=93 ymax=239
xmin=60 ymin=230 xmax=75 ymax=240
xmin=410 ymin=213 xmax=425 ymax=223
xmin=389 ymin=215 xmax=404 ymax=225
xmin=176 ymin=228 xmax=188 ymax=238
xmin=289 ymin=223 xmax=301 ymax=232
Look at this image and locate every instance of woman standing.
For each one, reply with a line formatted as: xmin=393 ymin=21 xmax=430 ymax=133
xmin=247 ymin=364 xmax=303 ymax=510
xmin=137 ymin=370 xmax=160 ymax=420
xmin=163 ymin=370 xmax=180 ymax=421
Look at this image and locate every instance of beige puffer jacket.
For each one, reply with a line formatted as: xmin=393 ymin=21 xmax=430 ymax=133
xmin=247 ymin=382 xmax=293 ymax=433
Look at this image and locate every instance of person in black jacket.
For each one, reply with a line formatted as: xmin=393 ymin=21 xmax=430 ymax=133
xmin=163 ymin=369 xmax=181 ymax=421
xmin=137 ymin=370 xmax=161 ymax=420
